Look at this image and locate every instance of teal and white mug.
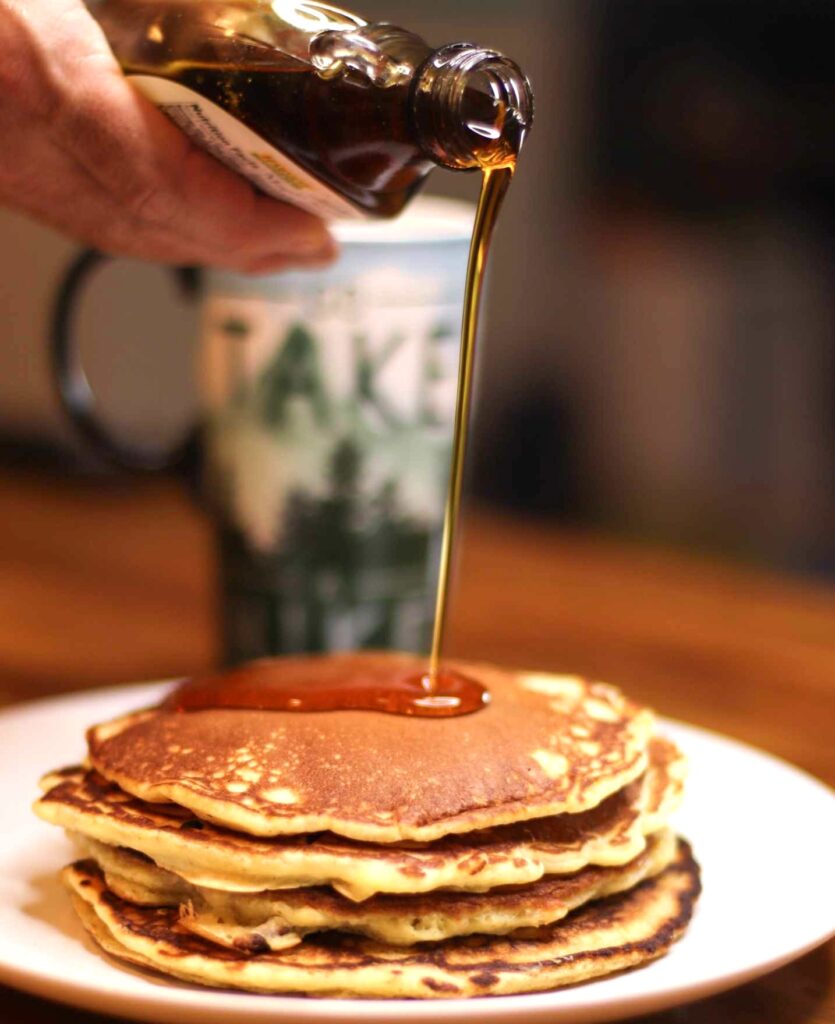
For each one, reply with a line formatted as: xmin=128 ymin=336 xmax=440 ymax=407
xmin=51 ymin=197 xmax=475 ymax=664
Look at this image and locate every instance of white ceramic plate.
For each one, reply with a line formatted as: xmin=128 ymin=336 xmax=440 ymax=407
xmin=0 ymin=683 xmax=833 ymax=1024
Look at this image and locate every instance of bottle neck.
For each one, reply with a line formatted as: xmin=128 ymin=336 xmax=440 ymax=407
xmin=411 ymin=43 xmax=534 ymax=171
xmin=310 ymin=24 xmax=424 ymax=87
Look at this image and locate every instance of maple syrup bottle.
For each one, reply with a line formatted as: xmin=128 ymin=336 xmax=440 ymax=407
xmin=91 ymin=0 xmax=534 ymax=218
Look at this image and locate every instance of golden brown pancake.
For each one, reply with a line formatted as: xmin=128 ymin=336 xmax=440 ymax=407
xmin=36 ymin=737 xmax=684 ymax=900
xmin=85 ymin=829 xmax=678 ymax=948
xmin=85 ymin=653 xmax=656 ymax=843
xmin=36 ymin=653 xmax=698 ymax=999
xmin=64 ymin=840 xmax=701 ymax=998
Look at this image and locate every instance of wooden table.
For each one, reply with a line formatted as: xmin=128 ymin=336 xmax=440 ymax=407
xmin=0 ymin=469 xmax=832 ymax=1022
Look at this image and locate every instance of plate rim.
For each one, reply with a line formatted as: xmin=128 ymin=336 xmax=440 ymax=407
xmin=0 ymin=682 xmax=832 ymax=1024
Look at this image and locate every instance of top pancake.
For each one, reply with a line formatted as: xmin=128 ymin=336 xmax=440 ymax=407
xmin=86 ymin=653 xmax=655 ymax=843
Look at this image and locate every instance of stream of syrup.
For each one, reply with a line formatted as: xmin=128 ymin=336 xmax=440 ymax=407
xmin=426 ymin=163 xmax=514 ymax=686
xmin=165 ymin=162 xmax=515 ymax=718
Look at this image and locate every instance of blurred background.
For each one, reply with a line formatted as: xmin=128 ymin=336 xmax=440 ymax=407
xmin=2 ymin=12 xmax=835 ymax=1017
xmin=2 ymin=0 xmax=835 ymax=578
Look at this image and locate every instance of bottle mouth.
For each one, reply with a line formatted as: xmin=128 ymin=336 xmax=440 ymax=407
xmin=414 ymin=43 xmax=534 ymax=170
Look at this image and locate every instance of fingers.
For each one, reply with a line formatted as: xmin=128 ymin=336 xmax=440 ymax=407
xmin=0 ymin=110 xmax=312 ymax=270
xmin=52 ymin=64 xmax=339 ymax=270
xmin=1 ymin=0 xmax=340 ymax=271
xmin=164 ymin=133 xmax=340 ymax=269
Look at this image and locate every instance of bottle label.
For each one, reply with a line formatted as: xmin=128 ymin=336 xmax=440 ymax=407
xmin=129 ymin=74 xmax=366 ymax=221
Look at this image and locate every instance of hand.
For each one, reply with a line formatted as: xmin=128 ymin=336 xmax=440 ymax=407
xmin=0 ymin=0 xmax=337 ymax=272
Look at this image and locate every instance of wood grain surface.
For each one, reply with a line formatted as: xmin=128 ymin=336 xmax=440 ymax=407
xmin=0 ymin=469 xmax=832 ymax=1023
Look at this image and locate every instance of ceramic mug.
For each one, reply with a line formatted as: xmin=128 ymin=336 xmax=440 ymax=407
xmin=51 ymin=197 xmax=475 ymax=664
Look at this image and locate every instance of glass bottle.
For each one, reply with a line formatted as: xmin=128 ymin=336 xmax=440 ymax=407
xmin=91 ymin=0 xmax=534 ymax=218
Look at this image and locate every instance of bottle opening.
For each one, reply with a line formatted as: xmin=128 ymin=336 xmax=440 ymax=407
xmin=413 ymin=44 xmax=533 ymax=171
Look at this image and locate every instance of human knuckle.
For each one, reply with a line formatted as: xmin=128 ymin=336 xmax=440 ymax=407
xmin=217 ymin=218 xmax=258 ymax=256
xmin=0 ymin=164 xmax=28 ymax=200
xmin=92 ymin=216 xmax=139 ymax=256
xmin=122 ymin=177 xmax=181 ymax=227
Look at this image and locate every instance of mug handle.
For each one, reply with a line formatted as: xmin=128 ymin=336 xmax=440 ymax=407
xmin=50 ymin=248 xmax=203 ymax=473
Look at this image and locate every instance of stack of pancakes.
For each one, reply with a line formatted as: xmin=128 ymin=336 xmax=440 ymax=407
xmin=34 ymin=653 xmax=700 ymax=999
